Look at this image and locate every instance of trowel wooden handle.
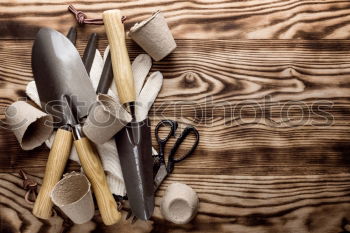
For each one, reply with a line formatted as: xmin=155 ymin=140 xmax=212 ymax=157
xmin=103 ymin=9 xmax=135 ymax=105
xmin=74 ymin=137 xmax=121 ymax=225
xmin=33 ymin=128 xmax=73 ymax=219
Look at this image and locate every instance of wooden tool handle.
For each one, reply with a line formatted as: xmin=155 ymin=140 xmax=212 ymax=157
xmin=103 ymin=9 xmax=135 ymax=105
xmin=74 ymin=137 xmax=121 ymax=225
xmin=33 ymin=128 xmax=73 ymax=219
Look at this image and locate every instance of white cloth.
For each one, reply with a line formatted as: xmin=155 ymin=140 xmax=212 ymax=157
xmin=26 ymin=48 xmax=163 ymax=196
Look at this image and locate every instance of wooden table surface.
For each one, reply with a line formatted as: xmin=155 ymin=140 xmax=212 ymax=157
xmin=1 ymin=0 xmax=350 ymax=232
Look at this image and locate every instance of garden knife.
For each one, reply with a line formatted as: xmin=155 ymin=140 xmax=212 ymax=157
xmin=103 ymin=10 xmax=154 ymax=220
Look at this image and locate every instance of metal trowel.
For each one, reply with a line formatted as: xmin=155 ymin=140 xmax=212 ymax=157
xmin=31 ymin=28 xmax=121 ymax=225
xmin=103 ymin=10 xmax=155 ymax=220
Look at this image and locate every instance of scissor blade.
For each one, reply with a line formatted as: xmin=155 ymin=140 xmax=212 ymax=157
xmin=154 ymin=164 xmax=168 ymax=191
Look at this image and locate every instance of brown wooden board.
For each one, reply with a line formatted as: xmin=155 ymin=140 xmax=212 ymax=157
xmin=1 ymin=173 xmax=350 ymax=232
xmin=1 ymin=0 xmax=350 ymax=40
xmin=1 ymin=0 xmax=350 ymax=232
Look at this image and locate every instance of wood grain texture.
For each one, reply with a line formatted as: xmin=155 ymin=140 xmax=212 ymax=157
xmin=74 ymin=138 xmax=121 ymax=225
xmin=0 ymin=173 xmax=152 ymax=233
xmin=1 ymin=172 xmax=350 ymax=233
xmin=1 ymin=0 xmax=350 ymax=39
xmin=32 ymin=128 xmax=73 ymax=219
xmin=103 ymin=9 xmax=136 ymax=104
xmin=1 ymin=39 xmax=350 ymax=176
xmin=2 ymin=1 xmax=350 ymax=232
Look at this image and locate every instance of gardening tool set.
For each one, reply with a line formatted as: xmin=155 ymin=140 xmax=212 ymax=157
xmin=5 ymin=7 xmax=200 ymax=225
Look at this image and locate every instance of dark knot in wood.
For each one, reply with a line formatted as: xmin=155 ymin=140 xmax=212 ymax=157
xmin=185 ymin=72 xmax=196 ymax=83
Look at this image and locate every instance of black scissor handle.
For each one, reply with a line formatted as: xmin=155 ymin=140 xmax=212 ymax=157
xmin=155 ymin=120 xmax=178 ymax=144
xmin=167 ymin=125 xmax=200 ymax=173
xmin=155 ymin=120 xmax=178 ymax=163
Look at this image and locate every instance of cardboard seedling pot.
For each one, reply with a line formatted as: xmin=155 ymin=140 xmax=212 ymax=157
xmin=5 ymin=101 xmax=53 ymax=150
xmin=51 ymin=172 xmax=94 ymax=224
xmin=83 ymin=94 xmax=131 ymax=145
xmin=128 ymin=11 xmax=176 ymax=61
xmin=160 ymin=182 xmax=199 ymax=224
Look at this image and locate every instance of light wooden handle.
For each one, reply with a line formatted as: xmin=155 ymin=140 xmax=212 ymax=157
xmin=33 ymin=128 xmax=73 ymax=219
xmin=103 ymin=9 xmax=135 ymax=105
xmin=74 ymin=137 xmax=121 ymax=225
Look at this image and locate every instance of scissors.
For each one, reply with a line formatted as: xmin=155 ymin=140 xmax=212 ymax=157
xmin=153 ymin=119 xmax=200 ymax=190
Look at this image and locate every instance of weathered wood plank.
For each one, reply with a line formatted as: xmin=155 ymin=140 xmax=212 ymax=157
xmin=1 ymin=0 xmax=350 ymax=39
xmin=1 ymin=172 xmax=350 ymax=233
xmin=2 ymin=1 xmax=350 ymax=232
xmin=1 ymin=39 xmax=350 ymax=175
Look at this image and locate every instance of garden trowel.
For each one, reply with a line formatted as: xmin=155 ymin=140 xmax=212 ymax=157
xmin=31 ymin=27 xmax=121 ymax=225
xmin=103 ymin=10 xmax=154 ymax=220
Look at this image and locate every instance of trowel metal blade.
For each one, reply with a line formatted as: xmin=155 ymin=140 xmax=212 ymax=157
xmin=115 ymin=118 xmax=154 ymax=220
xmin=32 ymin=27 xmax=96 ymax=127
